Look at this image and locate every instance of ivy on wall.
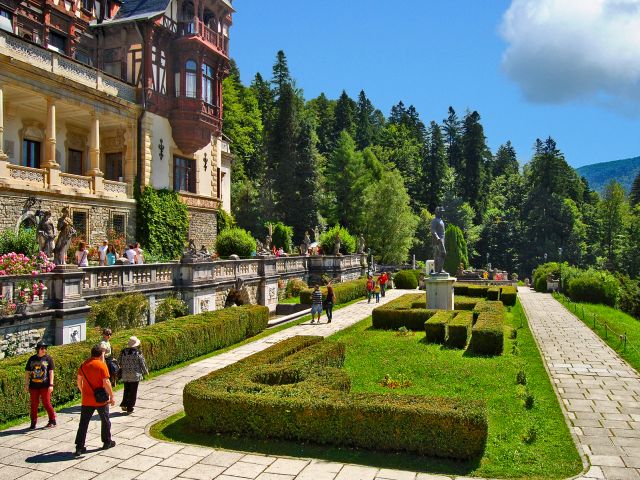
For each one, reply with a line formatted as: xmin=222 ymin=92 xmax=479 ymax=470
xmin=136 ymin=186 xmax=189 ymax=261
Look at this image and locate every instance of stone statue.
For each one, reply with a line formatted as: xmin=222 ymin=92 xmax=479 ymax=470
xmin=37 ymin=211 xmax=56 ymax=258
xmin=313 ymin=226 xmax=320 ymax=243
xmin=53 ymin=207 xmax=76 ymax=265
xmin=357 ymin=234 xmax=365 ymax=254
xmin=265 ymin=224 xmax=273 ymax=250
xmin=430 ymin=207 xmax=446 ymax=274
xmin=333 ymin=233 xmax=341 ymax=255
xmin=300 ymin=231 xmax=310 ymax=256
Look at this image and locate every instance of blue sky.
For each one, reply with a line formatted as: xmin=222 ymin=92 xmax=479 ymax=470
xmin=230 ymin=0 xmax=640 ymax=168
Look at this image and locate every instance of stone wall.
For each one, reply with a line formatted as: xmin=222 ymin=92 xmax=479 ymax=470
xmin=0 ymin=192 xmax=136 ymax=247
xmin=0 ymin=318 xmax=53 ymax=360
xmin=188 ymin=209 xmax=217 ymax=251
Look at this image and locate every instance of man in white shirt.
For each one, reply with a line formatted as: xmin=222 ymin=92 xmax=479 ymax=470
xmin=98 ymin=240 xmax=108 ymax=266
xmin=124 ymin=244 xmax=136 ymax=264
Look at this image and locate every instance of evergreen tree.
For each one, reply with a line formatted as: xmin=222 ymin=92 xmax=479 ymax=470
xmin=461 ymin=110 xmax=490 ymax=218
xmin=250 ymin=72 xmax=274 ymax=133
xmin=443 ymin=107 xmax=464 ymax=177
xmin=355 ymin=90 xmax=376 ymax=150
xmin=599 ymin=180 xmax=629 ymax=270
xmin=307 ymin=93 xmax=334 ymax=155
xmin=423 ymin=121 xmax=450 ymax=212
xmin=333 ymin=90 xmax=357 ymax=141
xmin=443 ymin=225 xmax=469 ymax=274
xmin=623 ymin=206 xmax=640 ymax=277
xmin=493 ymin=141 xmax=519 ymax=177
xmin=631 ymin=171 xmax=640 ymax=207
xmin=271 ymin=50 xmax=292 ymax=97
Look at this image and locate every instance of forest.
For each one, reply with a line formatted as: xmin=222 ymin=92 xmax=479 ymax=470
xmin=223 ymin=50 xmax=640 ymax=280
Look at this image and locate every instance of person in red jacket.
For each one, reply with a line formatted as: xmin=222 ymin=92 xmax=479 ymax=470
xmin=366 ymin=275 xmax=375 ymax=303
xmin=379 ymin=271 xmax=389 ymax=297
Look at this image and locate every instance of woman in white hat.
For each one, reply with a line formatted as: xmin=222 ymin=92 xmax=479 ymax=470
xmin=117 ymin=336 xmax=148 ymax=413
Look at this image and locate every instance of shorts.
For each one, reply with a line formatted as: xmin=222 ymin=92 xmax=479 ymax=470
xmin=311 ymin=304 xmax=323 ymax=314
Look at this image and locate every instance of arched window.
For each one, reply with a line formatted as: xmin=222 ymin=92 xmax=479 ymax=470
xmin=185 ymin=59 xmax=197 ymax=98
xmin=202 ymin=63 xmax=214 ymax=104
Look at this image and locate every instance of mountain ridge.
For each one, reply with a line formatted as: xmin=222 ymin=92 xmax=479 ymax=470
xmin=576 ymin=156 xmax=640 ymax=193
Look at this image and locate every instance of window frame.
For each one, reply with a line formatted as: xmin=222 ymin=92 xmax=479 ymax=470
xmin=173 ymin=156 xmax=196 ymax=193
xmin=22 ymin=139 xmax=41 ymax=169
xmin=185 ymin=59 xmax=197 ymax=98
xmin=67 ymin=148 xmax=83 ymax=175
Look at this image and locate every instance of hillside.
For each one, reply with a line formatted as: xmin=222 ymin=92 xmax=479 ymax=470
xmin=577 ymin=156 xmax=640 ymax=193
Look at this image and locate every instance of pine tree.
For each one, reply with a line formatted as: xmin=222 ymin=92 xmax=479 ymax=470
xmin=423 ymin=121 xmax=450 ymax=212
xmin=355 ymin=90 xmax=376 ymax=150
xmin=308 ymin=93 xmax=334 ymax=155
xmin=631 ymin=171 xmax=640 ymax=207
xmin=271 ymin=50 xmax=292 ymax=97
xmin=493 ymin=141 xmax=519 ymax=177
xmin=442 ymin=107 xmax=464 ymax=181
xmin=461 ymin=110 xmax=490 ymax=218
xmin=333 ymin=90 xmax=356 ymax=141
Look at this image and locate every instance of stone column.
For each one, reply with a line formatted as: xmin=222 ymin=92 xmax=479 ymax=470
xmin=44 ymin=98 xmax=59 ymax=168
xmin=87 ymin=113 xmax=103 ymax=192
xmin=0 ymin=84 xmax=7 ymax=161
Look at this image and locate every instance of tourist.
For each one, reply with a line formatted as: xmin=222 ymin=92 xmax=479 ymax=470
xmin=124 ymin=244 xmax=136 ymax=264
xmin=324 ymin=281 xmax=335 ymax=323
xmin=106 ymin=245 xmax=117 ymax=266
xmin=75 ymin=241 xmax=89 ymax=267
xmin=366 ymin=275 xmax=375 ymax=303
xmin=310 ymin=284 xmax=323 ymax=323
xmin=100 ymin=329 xmax=117 ymax=386
xmin=24 ymin=341 xmax=56 ymax=429
xmin=98 ymin=240 xmax=108 ymax=266
xmin=117 ymin=336 xmax=148 ymax=414
xmin=374 ymin=279 xmax=381 ymax=303
xmin=277 ymin=247 xmax=284 ymax=256
xmin=74 ymin=345 xmax=115 ymax=457
xmin=134 ymin=242 xmax=144 ymax=264
xmin=379 ymin=271 xmax=388 ymax=297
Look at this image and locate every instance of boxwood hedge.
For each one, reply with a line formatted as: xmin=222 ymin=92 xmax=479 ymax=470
xmin=300 ymin=278 xmax=368 ymax=305
xmin=0 ymin=305 xmax=268 ymax=424
xmin=487 ymin=287 xmax=500 ymax=301
xmin=372 ymin=294 xmax=435 ymax=330
xmin=445 ymin=311 xmax=473 ymax=349
xmin=500 ymin=286 xmax=517 ymax=306
xmin=183 ymin=335 xmax=488 ymax=459
xmin=393 ymin=270 xmax=419 ymax=289
xmin=468 ymin=301 xmax=505 ymax=356
xmin=425 ymin=311 xmax=455 ymax=344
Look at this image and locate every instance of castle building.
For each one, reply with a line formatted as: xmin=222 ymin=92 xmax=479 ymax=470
xmin=0 ymin=0 xmax=233 ymax=248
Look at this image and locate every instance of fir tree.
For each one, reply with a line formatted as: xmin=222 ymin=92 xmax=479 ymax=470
xmin=423 ymin=121 xmax=450 ymax=212
xmin=308 ymin=93 xmax=335 ymax=155
xmin=631 ymin=171 xmax=640 ymax=207
xmin=493 ymin=141 xmax=519 ymax=177
xmin=461 ymin=110 xmax=490 ymax=218
xmin=442 ymin=107 xmax=464 ymax=181
xmin=355 ymin=90 xmax=376 ymax=150
xmin=271 ymin=50 xmax=292 ymax=97
xmin=333 ymin=90 xmax=356 ymax=141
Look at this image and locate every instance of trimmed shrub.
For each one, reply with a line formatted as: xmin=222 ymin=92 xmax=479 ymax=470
xmin=285 ymin=278 xmax=308 ymax=298
xmin=425 ymin=311 xmax=455 ymax=344
xmin=467 ymin=285 xmax=489 ymax=297
xmin=0 ymin=305 xmax=269 ymax=423
xmin=472 ymin=300 xmax=505 ymax=321
xmin=446 ymin=311 xmax=473 ymax=349
xmin=500 ymin=286 xmax=518 ymax=307
xmin=393 ymin=270 xmax=418 ymax=289
xmin=454 ymin=283 xmax=469 ymax=296
xmin=533 ymin=262 xmax=560 ymax=293
xmin=372 ymin=294 xmax=434 ymax=330
xmin=454 ymin=296 xmax=480 ymax=311
xmin=469 ymin=310 xmax=504 ymax=356
xmin=487 ymin=287 xmax=500 ymax=301
xmin=267 ymin=221 xmax=294 ymax=253
xmin=215 ymin=227 xmax=257 ymax=258
xmin=183 ymin=335 xmax=488 ymax=459
xmin=88 ymin=293 xmax=149 ymax=330
xmin=300 ymin=278 xmax=367 ymax=305
xmin=411 ymin=299 xmax=427 ymax=309
xmin=443 ymin=225 xmax=469 ymax=274
xmin=319 ymin=225 xmax=356 ymax=255
xmin=155 ymin=296 xmax=189 ymax=323
xmin=566 ymin=269 xmax=619 ymax=307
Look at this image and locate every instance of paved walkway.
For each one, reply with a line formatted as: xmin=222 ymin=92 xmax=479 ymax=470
xmin=519 ymin=288 xmax=640 ymax=480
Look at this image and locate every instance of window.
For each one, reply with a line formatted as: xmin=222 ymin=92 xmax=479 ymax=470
xmin=68 ymin=149 xmax=83 ymax=175
xmin=72 ymin=211 xmax=87 ymax=238
xmin=174 ymin=71 xmax=180 ymax=97
xmin=104 ymin=61 xmax=121 ymax=79
xmin=22 ymin=140 xmax=40 ymax=168
xmin=185 ymin=60 xmax=197 ymax=98
xmin=105 ymin=152 xmax=123 ymax=181
xmin=202 ymin=63 xmax=214 ymax=105
xmin=151 ymin=46 xmax=166 ymax=94
xmin=82 ymin=0 xmax=93 ymax=11
xmin=47 ymin=31 xmax=66 ymax=54
xmin=0 ymin=8 xmax=12 ymax=34
xmin=112 ymin=213 xmax=125 ymax=236
xmin=216 ymin=167 xmax=221 ymax=199
xmin=74 ymin=51 xmax=93 ymax=66
xmin=173 ymin=156 xmax=195 ymax=193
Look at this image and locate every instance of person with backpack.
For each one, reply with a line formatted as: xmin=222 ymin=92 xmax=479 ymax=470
xmin=117 ymin=336 xmax=148 ymax=413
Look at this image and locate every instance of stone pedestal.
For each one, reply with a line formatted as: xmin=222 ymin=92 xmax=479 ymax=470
xmin=425 ymin=274 xmax=456 ymax=311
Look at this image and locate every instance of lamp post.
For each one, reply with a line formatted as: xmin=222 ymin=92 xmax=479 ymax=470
xmin=486 ymin=252 xmax=489 ymax=269
xmin=544 ymin=253 xmax=548 ymax=263
xmin=558 ymin=247 xmax=563 ymax=292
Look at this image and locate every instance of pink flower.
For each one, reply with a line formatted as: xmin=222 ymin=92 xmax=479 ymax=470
xmin=31 ymin=271 xmax=38 ymax=276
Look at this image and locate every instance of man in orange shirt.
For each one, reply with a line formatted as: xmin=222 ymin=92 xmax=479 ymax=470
xmin=74 ymin=345 xmax=116 ymax=457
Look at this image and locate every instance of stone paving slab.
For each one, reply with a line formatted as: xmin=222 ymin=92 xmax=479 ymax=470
xmin=519 ymin=288 xmax=640 ymax=480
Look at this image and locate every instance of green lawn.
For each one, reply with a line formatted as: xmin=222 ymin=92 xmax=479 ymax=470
xmin=151 ymin=300 xmax=582 ymax=479
xmin=554 ymin=293 xmax=640 ymax=374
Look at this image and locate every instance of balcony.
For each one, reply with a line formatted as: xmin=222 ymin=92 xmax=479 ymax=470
xmin=177 ymin=18 xmax=229 ymax=57
xmin=170 ymin=97 xmax=222 ymax=153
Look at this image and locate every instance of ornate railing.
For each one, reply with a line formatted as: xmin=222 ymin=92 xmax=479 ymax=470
xmin=176 ymin=18 xmax=229 ymax=55
xmin=0 ymin=273 xmax=52 ymax=316
xmin=82 ymin=263 xmax=176 ymax=295
xmin=275 ymin=256 xmax=307 ymax=274
xmin=7 ymin=165 xmax=47 ymax=188
xmin=103 ymin=180 xmax=128 ymax=196
xmin=0 ymin=29 xmax=137 ymax=103
xmin=60 ymin=173 xmax=92 ymax=192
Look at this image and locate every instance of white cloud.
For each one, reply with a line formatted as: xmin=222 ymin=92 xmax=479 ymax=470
xmin=500 ymin=0 xmax=640 ymax=110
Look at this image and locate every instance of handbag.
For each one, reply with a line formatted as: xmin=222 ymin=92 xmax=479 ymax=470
xmin=80 ymin=365 xmax=110 ymax=403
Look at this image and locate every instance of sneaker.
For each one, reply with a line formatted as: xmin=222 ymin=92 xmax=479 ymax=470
xmin=121 ymin=406 xmax=127 ymax=412
xmin=29 ymin=421 xmax=36 ymax=430
xmin=126 ymin=408 xmax=134 ymax=413
xmin=328 ymin=319 xmax=332 ymax=323
xmin=102 ymin=440 xmax=116 ymax=450
xmin=44 ymin=420 xmax=56 ymax=428
xmin=74 ymin=447 xmax=87 ymax=457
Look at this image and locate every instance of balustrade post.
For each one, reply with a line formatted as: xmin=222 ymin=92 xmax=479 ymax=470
xmin=47 ymin=266 xmax=89 ymax=345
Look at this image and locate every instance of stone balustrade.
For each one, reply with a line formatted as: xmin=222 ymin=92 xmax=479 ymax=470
xmin=82 ymin=263 xmax=176 ymax=297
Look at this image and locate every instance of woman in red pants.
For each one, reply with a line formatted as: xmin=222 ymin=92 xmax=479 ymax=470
xmin=24 ymin=341 xmax=56 ymax=429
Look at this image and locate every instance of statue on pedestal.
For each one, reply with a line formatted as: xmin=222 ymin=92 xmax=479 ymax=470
xmin=430 ymin=207 xmax=446 ymax=274
xmin=37 ymin=211 xmax=56 ymax=258
xmin=301 ymin=231 xmax=310 ymax=256
xmin=313 ymin=226 xmax=320 ymax=243
xmin=53 ymin=207 xmax=76 ymax=265
xmin=357 ymin=234 xmax=365 ymax=254
xmin=333 ymin=233 xmax=341 ymax=256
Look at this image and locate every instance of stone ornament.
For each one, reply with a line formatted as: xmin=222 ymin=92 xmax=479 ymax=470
xmin=431 ymin=206 xmax=447 ymax=274
xmin=37 ymin=211 xmax=56 ymax=258
xmin=53 ymin=206 xmax=77 ymax=265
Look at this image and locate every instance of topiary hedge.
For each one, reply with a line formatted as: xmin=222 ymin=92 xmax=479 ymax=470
xmin=88 ymin=293 xmax=149 ymax=330
xmin=500 ymin=286 xmax=517 ymax=307
xmin=467 ymin=285 xmax=489 ymax=297
xmin=300 ymin=278 xmax=368 ymax=305
xmin=468 ymin=301 xmax=505 ymax=356
xmin=372 ymin=294 xmax=434 ymax=330
xmin=425 ymin=311 xmax=455 ymax=344
xmin=0 ymin=305 xmax=268 ymax=424
xmin=183 ymin=335 xmax=488 ymax=459
xmin=215 ymin=227 xmax=257 ymax=258
xmin=445 ymin=311 xmax=473 ymax=349
xmin=454 ymin=296 xmax=480 ymax=311
xmin=487 ymin=287 xmax=500 ymax=301
xmin=393 ymin=270 xmax=418 ymax=289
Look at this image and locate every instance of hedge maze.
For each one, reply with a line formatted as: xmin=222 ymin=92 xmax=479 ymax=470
xmin=183 ymin=335 xmax=488 ymax=459
xmin=372 ymin=283 xmax=516 ymax=355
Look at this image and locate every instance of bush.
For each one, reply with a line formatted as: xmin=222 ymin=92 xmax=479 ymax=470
xmin=468 ymin=302 xmax=504 ymax=356
xmin=443 ymin=225 xmax=469 ymax=274
xmin=454 ymin=284 xmax=469 ymax=296
xmin=215 ymin=227 xmax=257 ymax=258
xmin=566 ymin=269 xmax=620 ymax=307
xmin=446 ymin=311 xmax=473 ymax=349
xmin=454 ymin=296 xmax=480 ymax=311
xmin=467 ymin=285 xmax=489 ymax=297
xmin=618 ymin=276 xmax=640 ymax=319
xmin=411 ymin=300 xmax=427 ymax=309
xmin=532 ymin=262 xmax=560 ymax=293
xmin=425 ymin=311 xmax=454 ymax=344
xmin=0 ymin=228 xmax=39 ymax=256
xmin=216 ymin=209 xmax=236 ymax=234
xmin=267 ymin=221 xmax=294 ymax=253
xmin=487 ymin=287 xmax=500 ymax=301
xmin=88 ymin=293 xmax=149 ymax=330
xmin=500 ymin=286 xmax=518 ymax=307
xmin=155 ymin=296 xmax=189 ymax=323
xmin=0 ymin=304 xmax=269 ymax=423
xmin=372 ymin=294 xmax=435 ymax=330
xmin=285 ymin=278 xmax=308 ymax=298
xmin=393 ymin=270 xmax=418 ymax=289
xmin=300 ymin=278 xmax=368 ymax=305
xmin=319 ymin=225 xmax=356 ymax=255
xmin=183 ymin=335 xmax=488 ymax=459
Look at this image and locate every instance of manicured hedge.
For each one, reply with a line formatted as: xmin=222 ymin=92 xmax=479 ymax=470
xmin=372 ymin=294 xmax=434 ymax=330
xmin=183 ymin=335 xmax=488 ymax=459
xmin=469 ymin=301 xmax=505 ymax=355
xmin=425 ymin=311 xmax=455 ymax=344
xmin=467 ymin=285 xmax=489 ymax=297
xmin=393 ymin=270 xmax=419 ymax=289
xmin=446 ymin=311 xmax=473 ymax=349
xmin=300 ymin=278 xmax=368 ymax=305
xmin=454 ymin=296 xmax=480 ymax=311
xmin=453 ymin=284 xmax=469 ymax=296
xmin=411 ymin=299 xmax=427 ymax=309
xmin=487 ymin=287 xmax=500 ymax=301
xmin=0 ymin=305 xmax=269 ymax=424
xmin=500 ymin=286 xmax=517 ymax=306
